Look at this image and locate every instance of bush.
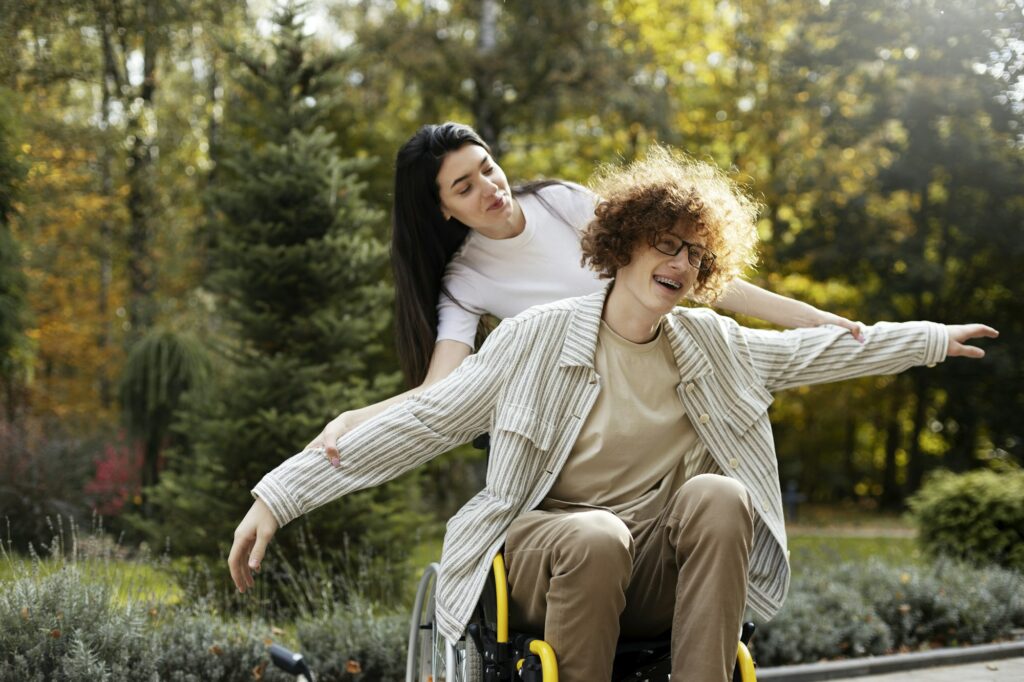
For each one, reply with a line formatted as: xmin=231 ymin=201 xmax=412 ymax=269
xmin=0 ymin=528 xmax=408 ymax=682
xmin=908 ymin=468 xmax=1024 ymax=572
xmin=752 ymin=559 xmax=1024 ymax=666
xmin=0 ymin=557 xmax=286 ymax=681
xmin=752 ymin=576 xmax=892 ymax=665
xmin=294 ymin=598 xmax=407 ymax=681
xmin=0 ymin=422 xmax=100 ymax=550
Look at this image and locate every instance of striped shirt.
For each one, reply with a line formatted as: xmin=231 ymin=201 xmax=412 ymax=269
xmin=253 ymin=286 xmax=948 ymax=643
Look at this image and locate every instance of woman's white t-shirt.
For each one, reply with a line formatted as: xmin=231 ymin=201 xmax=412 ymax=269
xmin=436 ymin=182 xmax=605 ymax=349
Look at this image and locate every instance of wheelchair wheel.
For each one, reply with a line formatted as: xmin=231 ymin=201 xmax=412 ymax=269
xmin=407 ymin=562 xmax=483 ymax=682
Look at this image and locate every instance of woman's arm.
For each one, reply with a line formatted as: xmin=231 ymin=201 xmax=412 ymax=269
xmin=708 ymin=279 xmax=865 ymax=341
xmin=305 ymin=340 xmax=472 ymax=466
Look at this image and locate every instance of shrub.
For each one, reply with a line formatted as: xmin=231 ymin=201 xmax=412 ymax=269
xmin=0 ymin=422 xmax=100 ymax=549
xmin=294 ymin=597 xmax=407 ymax=681
xmin=907 ymin=468 xmax=1024 ymax=572
xmin=752 ymin=559 xmax=1024 ymax=665
xmin=0 ymin=557 xmax=291 ymax=681
xmin=0 ymin=527 xmax=409 ymax=682
xmin=752 ymin=577 xmax=892 ymax=665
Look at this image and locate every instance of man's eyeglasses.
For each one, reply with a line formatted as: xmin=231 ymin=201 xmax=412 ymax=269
xmin=652 ymin=234 xmax=717 ymax=272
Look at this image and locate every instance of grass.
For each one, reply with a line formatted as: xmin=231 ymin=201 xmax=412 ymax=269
xmin=786 ymin=503 xmax=922 ymax=577
xmin=788 ymin=535 xmax=922 ymax=577
xmin=0 ymin=520 xmax=184 ymax=608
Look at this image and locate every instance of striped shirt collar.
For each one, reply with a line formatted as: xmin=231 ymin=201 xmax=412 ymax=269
xmin=558 ymin=281 xmax=714 ymax=383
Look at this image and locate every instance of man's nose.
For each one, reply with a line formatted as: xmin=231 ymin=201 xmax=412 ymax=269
xmin=668 ymin=248 xmax=693 ymax=271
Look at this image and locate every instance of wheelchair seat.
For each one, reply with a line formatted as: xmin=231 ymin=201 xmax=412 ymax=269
xmin=407 ymin=553 xmax=757 ymax=682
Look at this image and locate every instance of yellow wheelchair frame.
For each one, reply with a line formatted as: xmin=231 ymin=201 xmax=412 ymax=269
xmin=407 ymin=553 xmax=758 ymax=681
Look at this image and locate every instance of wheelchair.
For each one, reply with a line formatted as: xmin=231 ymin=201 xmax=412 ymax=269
xmin=406 ymin=552 xmax=758 ymax=682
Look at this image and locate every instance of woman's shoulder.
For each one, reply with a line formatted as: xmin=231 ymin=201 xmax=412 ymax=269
xmin=532 ymin=179 xmax=596 ymax=204
xmin=519 ymin=180 xmax=598 ymax=230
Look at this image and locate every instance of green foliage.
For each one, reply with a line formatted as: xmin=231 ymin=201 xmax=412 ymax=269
xmin=0 ymin=425 xmax=99 ymax=550
xmin=140 ymin=3 xmax=413 ymax=579
xmin=907 ymin=468 xmax=1024 ymax=571
xmin=0 ymin=85 xmax=28 ymax=418
xmin=0 ymin=525 xmax=408 ymax=682
xmin=753 ymin=558 xmax=1024 ymax=665
xmin=753 ymin=578 xmax=893 ymax=664
xmin=292 ymin=600 xmax=406 ymax=681
xmin=120 ymin=328 xmax=211 ymax=443
xmin=120 ymin=327 xmax=211 ymax=492
xmin=0 ymin=562 xmax=287 ymax=682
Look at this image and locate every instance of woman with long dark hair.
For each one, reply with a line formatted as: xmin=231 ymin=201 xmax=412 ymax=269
xmin=306 ymin=122 xmax=862 ymax=461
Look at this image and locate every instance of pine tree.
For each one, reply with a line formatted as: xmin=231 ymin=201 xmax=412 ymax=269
xmin=0 ymin=87 xmax=28 ymax=424
xmin=140 ymin=3 xmax=417 ymax=575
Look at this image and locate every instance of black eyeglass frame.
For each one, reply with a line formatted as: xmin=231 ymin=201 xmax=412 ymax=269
xmin=651 ymin=234 xmax=717 ymax=272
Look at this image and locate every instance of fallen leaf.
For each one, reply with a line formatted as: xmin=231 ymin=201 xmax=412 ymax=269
xmin=346 ymin=658 xmax=362 ymax=674
xmin=252 ymin=661 xmax=267 ymax=679
xmin=209 ymin=645 xmax=223 ymax=656
xmin=20 ymin=607 xmax=29 ymax=620
xmin=50 ymin=629 xmax=61 ymax=638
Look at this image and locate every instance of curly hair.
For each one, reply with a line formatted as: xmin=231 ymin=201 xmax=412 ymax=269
xmin=581 ymin=145 xmax=761 ymax=303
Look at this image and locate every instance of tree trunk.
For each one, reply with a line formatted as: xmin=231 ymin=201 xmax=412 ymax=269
xmin=880 ymin=387 xmax=903 ymax=510
xmin=97 ymin=20 xmax=117 ymax=409
xmin=125 ymin=0 xmax=160 ymax=339
xmin=473 ymin=0 xmax=501 ymax=151
xmin=842 ymin=410 xmax=857 ymax=502
xmin=907 ymin=371 xmax=930 ymax=492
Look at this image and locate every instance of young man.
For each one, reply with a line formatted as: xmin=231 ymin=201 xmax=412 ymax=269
xmin=228 ymin=148 xmax=996 ymax=682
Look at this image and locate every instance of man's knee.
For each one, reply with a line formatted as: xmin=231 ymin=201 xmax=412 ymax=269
xmin=558 ymin=510 xmax=633 ymax=575
xmin=675 ymin=474 xmax=753 ymax=536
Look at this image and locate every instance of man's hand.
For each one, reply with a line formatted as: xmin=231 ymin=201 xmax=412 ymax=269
xmin=945 ymin=324 xmax=999 ymax=358
xmin=304 ymin=411 xmax=364 ymax=468
xmin=228 ymin=498 xmax=279 ymax=593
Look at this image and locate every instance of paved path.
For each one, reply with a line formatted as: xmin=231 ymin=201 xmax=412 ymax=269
xmin=821 ymin=656 xmax=1024 ymax=682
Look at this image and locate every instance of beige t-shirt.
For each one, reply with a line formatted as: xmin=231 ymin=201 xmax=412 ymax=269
xmin=540 ymin=320 xmax=705 ymax=526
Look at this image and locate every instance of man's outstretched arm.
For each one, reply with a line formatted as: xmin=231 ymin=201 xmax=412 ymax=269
xmin=733 ymin=319 xmax=997 ymax=393
xmin=227 ymin=319 xmax=522 ymax=592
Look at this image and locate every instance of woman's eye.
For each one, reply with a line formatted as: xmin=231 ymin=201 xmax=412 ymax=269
xmin=483 ymin=166 xmax=494 ymax=175
xmin=458 ymin=185 xmax=471 ymax=196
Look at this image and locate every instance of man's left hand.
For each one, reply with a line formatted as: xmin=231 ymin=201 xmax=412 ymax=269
xmin=945 ymin=324 xmax=999 ymax=358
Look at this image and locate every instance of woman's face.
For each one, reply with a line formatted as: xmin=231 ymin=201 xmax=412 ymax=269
xmin=435 ymin=144 xmax=518 ymax=238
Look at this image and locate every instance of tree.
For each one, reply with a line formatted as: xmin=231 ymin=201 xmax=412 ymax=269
xmin=140 ymin=3 xmax=416 ymax=567
xmin=781 ymin=0 xmax=1024 ymax=497
xmin=0 ymin=87 xmax=28 ymax=425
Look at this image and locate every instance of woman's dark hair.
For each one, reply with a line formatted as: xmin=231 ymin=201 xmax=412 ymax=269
xmin=391 ymin=122 xmax=581 ymax=386
xmin=392 ymin=123 xmax=488 ymax=387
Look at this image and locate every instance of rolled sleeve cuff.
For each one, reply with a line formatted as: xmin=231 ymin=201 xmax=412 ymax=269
xmin=252 ymin=478 xmax=298 ymax=528
xmin=921 ymin=321 xmax=948 ymax=367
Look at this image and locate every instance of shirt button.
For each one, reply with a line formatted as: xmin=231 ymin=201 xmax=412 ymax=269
xmin=685 ymin=383 xmax=696 ymax=394
xmin=926 ymin=363 xmax=936 ymax=368
xmin=698 ymin=413 xmax=710 ymax=424
xmin=728 ymin=457 xmax=739 ymax=469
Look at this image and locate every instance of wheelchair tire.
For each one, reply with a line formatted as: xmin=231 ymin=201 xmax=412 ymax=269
xmin=406 ymin=562 xmax=483 ymax=682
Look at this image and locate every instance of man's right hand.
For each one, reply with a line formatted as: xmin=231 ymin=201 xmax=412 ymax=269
xmin=228 ymin=498 xmax=279 ymax=593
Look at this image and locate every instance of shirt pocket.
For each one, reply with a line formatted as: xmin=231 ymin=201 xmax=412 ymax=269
xmin=493 ymin=403 xmax=555 ymax=451
xmin=722 ymin=383 xmax=774 ymax=434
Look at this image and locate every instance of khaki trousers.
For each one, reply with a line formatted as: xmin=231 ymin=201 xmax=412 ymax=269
xmin=503 ymin=474 xmax=754 ymax=682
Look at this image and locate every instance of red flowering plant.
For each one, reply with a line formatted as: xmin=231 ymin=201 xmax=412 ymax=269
xmin=84 ymin=430 xmax=145 ymax=516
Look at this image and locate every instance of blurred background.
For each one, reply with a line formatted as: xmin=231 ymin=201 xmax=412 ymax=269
xmin=0 ymin=1 xmax=1023 ymax=678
